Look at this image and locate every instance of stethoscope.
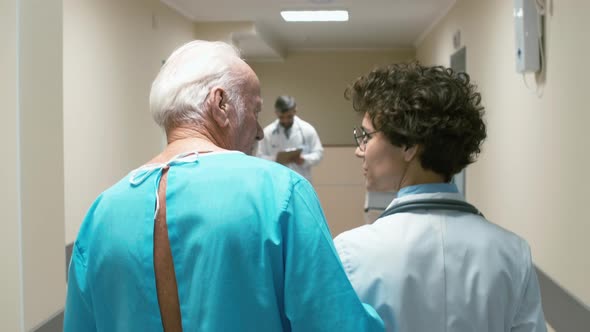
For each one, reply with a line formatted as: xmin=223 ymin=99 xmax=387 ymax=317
xmin=271 ymin=121 xmax=306 ymax=147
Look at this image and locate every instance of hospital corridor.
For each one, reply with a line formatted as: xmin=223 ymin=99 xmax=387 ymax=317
xmin=2 ymin=0 xmax=589 ymax=331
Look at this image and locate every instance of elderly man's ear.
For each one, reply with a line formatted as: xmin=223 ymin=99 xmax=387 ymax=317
xmin=210 ymin=87 xmax=230 ymax=128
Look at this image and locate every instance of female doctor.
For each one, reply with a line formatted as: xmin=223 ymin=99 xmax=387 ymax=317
xmin=334 ymin=63 xmax=547 ymax=332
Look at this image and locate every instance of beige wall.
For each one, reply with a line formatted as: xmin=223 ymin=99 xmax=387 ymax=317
xmin=20 ymin=1 xmax=65 ymax=329
xmin=194 ymin=21 xmax=255 ymax=43
xmin=1 ymin=0 xmax=65 ymax=330
xmin=0 ymin=1 xmax=23 ymax=330
xmin=314 ymin=147 xmax=366 ymax=237
xmin=417 ymin=0 xmax=590 ymax=305
xmin=64 ymin=0 xmax=195 ymax=243
xmin=250 ymin=50 xmax=415 ymax=145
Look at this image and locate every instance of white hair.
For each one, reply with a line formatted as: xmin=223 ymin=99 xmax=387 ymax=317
xmin=149 ymin=40 xmax=245 ymax=131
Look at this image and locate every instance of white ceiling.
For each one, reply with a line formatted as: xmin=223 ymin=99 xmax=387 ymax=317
xmin=161 ymin=0 xmax=456 ymax=60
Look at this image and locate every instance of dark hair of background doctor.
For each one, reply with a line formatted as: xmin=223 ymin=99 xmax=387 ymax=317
xmin=275 ymin=95 xmax=297 ymax=129
xmin=275 ymin=95 xmax=296 ymax=112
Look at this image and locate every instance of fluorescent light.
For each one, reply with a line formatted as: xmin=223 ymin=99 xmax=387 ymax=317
xmin=280 ymin=10 xmax=349 ymax=22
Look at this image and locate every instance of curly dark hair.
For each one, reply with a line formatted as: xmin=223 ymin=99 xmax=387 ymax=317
xmin=345 ymin=62 xmax=486 ymax=182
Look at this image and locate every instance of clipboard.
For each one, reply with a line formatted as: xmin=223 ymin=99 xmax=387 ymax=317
xmin=275 ymin=148 xmax=302 ymax=165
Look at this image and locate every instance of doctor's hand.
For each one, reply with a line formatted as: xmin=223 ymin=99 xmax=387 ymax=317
xmin=294 ymin=156 xmax=305 ymax=165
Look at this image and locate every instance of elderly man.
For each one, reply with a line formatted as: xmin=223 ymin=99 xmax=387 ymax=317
xmin=64 ymin=40 xmax=383 ymax=332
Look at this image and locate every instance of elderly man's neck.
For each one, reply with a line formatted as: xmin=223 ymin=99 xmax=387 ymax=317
xmin=165 ymin=127 xmax=226 ymax=153
xmin=167 ymin=127 xmax=206 ymax=143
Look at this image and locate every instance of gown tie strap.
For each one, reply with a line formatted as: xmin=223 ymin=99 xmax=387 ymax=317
xmin=129 ymin=151 xmax=200 ymax=220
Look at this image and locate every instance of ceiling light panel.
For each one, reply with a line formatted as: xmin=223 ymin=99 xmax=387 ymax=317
xmin=280 ymin=10 xmax=349 ymax=22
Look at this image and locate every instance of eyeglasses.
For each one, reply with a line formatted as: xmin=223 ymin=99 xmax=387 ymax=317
xmin=353 ymin=127 xmax=379 ymax=152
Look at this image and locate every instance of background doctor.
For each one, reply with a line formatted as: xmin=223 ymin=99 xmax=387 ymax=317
xmin=257 ymin=95 xmax=323 ymax=183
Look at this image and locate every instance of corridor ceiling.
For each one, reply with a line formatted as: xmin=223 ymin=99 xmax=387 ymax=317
xmin=162 ymin=0 xmax=456 ymax=60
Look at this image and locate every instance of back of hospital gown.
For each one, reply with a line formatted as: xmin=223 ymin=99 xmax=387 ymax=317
xmin=64 ymin=152 xmax=384 ymax=332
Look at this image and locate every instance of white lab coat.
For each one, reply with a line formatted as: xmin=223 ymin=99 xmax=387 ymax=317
xmin=257 ymin=116 xmax=323 ymax=182
xmin=334 ymin=191 xmax=547 ymax=332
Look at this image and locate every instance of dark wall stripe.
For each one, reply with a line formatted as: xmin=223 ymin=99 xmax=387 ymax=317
xmin=33 ymin=310 xmax=63 ymax=332
xmin=32 ymin=244 xmax=72 ymax=332
xmin=66 ymin=242 xmax=73 ymax=282
xmin=536 ymin=266 xmax=590 ymax=331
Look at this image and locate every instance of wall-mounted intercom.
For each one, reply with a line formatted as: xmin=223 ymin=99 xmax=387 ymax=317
xmin=513 ymin=0 xmax=542 ymax=73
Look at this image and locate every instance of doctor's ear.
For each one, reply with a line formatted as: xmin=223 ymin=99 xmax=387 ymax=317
xmin=402 ymin=144 xmax=420 ymax=162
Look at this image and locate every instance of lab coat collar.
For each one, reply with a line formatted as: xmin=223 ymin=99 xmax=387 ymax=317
xmin=385 ymin=188 xmax=465 ymax=211
xmin=397 ymin=182 xmax=459 ymax=197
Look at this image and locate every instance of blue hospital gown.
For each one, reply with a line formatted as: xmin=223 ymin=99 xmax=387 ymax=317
xmin=64 ymin=151 xmax=384 ymax=332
